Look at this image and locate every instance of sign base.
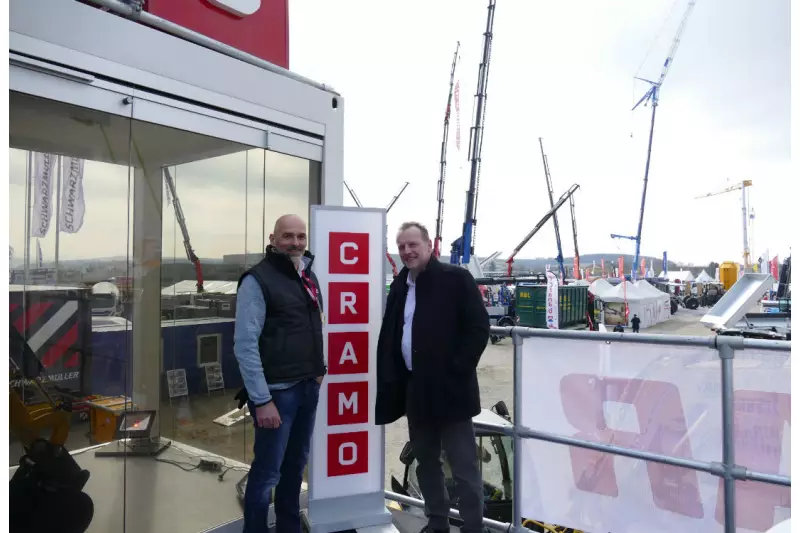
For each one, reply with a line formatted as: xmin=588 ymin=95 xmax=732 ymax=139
xmin=306 ymin=492 xmax=393 ymax=533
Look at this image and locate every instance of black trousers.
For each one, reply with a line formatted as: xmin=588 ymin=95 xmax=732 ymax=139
xmin=407 ymin=385 xmax=484 ymax=532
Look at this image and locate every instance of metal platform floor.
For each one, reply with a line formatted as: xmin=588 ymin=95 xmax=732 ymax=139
xmin=10 ymin=440 xmax=250 ymax=533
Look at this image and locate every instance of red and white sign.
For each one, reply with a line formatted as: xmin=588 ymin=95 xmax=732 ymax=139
xmin=518 ymin=338 xmax=791 ymax=533
xmin=309 ymin=206 xmax=386 ymax=508
xmin=144 ymin=0 xmax=289 ymax=68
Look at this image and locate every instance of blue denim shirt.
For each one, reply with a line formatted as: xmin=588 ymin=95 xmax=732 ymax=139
xmin=233 ymin=273 xmax=298 ymax=406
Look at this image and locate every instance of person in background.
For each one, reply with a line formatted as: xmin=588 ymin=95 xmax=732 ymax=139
xmin=375 ymin=221 xmax=490 ymax=533
xmin=631 ymin=313 xmax=641 ymax=333
xmin=233 ymin=214 xmax=326 ymax=533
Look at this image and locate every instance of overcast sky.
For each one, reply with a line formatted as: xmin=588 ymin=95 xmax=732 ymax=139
xmin=8 ymin=0 xmax=791 ymax=267
xmin=290 ymin=0 xmax=791 ymax=266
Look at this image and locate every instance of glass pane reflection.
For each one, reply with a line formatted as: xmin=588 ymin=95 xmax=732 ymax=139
xmin=9 ymin=87 xmax=318 ymax=532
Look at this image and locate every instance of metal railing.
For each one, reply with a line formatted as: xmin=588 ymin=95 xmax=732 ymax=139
xmin=385 ymin=326 xmax=791 ymax=533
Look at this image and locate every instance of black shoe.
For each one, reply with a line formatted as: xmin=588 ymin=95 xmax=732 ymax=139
xmin=420 ymin=526 xmax=449 ymax=533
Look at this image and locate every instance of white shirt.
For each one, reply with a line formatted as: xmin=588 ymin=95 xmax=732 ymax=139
xmin=401 ymin=273 xmax=416 ymax=371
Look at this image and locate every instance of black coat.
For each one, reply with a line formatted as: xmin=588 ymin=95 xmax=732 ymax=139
xmin=374 ymin=258 xmax=490 ymax=428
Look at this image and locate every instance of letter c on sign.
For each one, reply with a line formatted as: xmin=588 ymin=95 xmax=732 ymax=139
xmin=339 ymin=442 xmax=357 ymax=466
xmin=340 ymin=243 xmax=358 ymax=265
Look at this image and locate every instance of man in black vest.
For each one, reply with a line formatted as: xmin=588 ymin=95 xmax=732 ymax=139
xmin=233 ymin=214 xmax=326 ymax=533
xmin=375 ymin=221 xmax=490 ymax=533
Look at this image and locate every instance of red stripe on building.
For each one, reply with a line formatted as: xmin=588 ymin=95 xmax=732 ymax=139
xmin=41 ymin=323 xmax=78 ymax=368
xmin=12 ymin=302 xmax=54 ymax=335
xmin=65 ymin=353 xmax=80 ymax=369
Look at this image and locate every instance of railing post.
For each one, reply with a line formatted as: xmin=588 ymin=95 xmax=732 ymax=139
xmin=718 ymin=343 xmax=737 ymax=533
xmin=512 ymin=330 xmax=523 ymax=532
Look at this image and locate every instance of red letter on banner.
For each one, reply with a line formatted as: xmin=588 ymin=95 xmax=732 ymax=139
xmin=715 ymin=390 xmax=791 ymax=530
xmin=328 ymin=282 xmax=369 ymax=324
xmin=328 ymin=331 xmax=369 ymax=375
xmin=559 ymin=374 xmax=703 ymax=518
xmin=329 ymin=232 xmax=370 ymax=275
xmin=328 ymin=381 xmax=369 ymax=426
xmin=328 ymin=431 xmax=369 ymax=477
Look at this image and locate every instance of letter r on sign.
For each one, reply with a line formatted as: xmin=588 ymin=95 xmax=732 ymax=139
xmin=559 ymin=374 xmax=703 ymax=518
xmin=328 ymin=282 xmax=369 ymax=324
xmin=329 ymin=232 xmax=370 ymax=274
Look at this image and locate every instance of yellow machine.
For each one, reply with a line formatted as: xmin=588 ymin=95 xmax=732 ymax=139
xmin=9 ymin=328 xmax=94 ymax=533
xmin=719 ymin=261 xmax=739 ymax=291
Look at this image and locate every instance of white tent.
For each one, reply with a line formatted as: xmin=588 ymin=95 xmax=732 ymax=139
xmin=161 ymin=280 xmax=239 ymax=295
xmin=695 ymin=270 xmax=713 ymax=283
xmin=658 ymin=270 xmax=695 ymax=282
xmin=591 ymin=280 xmax=671 ymax=329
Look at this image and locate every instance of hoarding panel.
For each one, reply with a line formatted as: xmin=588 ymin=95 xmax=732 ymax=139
xmin=518 ymin=337 xmax=790 ymax=533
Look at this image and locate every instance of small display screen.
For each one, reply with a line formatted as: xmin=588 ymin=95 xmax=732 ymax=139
xmin=120 ymin=412 xmax=152 ymax=432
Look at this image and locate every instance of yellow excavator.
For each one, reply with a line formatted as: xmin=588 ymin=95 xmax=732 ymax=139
xmin=9 ymin=326 xmax=93 ymax=533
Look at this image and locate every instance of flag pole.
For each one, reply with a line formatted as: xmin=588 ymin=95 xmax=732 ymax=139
xmin=55 ymin=155 xmax=62 ymax=283
xmin=24 ymin=151 xmax=32 ymax=285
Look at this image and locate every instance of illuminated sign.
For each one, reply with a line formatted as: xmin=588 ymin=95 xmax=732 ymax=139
xmin=143 ymin=0 xmax=289 ymax=68
xmin=308 ymin=206 xmax=391 ymax=532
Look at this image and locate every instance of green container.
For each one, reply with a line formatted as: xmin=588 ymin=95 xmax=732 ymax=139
xmin=515 ymin=284 xmax=589 ymax=329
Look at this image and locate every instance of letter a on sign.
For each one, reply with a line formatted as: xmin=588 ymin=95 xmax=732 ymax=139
xmin=329 ymin=232 xmax=370 ymax=275
xmin=328 ymin=331 xmax=369 ymax=375
xmin=328 ymin=282 xmax=369 ymax=325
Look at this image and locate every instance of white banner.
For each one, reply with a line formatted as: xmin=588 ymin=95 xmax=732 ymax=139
xmin=59 ymin=157 xmax=86 ymax=234
xmin=31 ymin=152 xmax=56 ymax=238
xmin=545 ymin=270 xmax=559 ymax=329
xmin=519 ymin=337 xmax=791 ymax=533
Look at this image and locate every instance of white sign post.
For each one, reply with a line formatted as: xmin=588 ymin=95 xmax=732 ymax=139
xmin=308 ymin=205 xmax=391 ymax=532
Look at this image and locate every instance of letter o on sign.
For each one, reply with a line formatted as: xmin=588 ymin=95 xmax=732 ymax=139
xmin=327 ymin=431 xmax=368 ymax=477
xmin=339 ymin=442 xmax=357 ymax=466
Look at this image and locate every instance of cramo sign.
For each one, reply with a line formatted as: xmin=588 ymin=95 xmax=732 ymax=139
xmin=144 ymin=0 xmax=289 ymax=68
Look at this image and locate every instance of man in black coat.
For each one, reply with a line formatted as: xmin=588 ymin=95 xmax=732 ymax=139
xmin=375 ymin=221 xmax=490 ymax=533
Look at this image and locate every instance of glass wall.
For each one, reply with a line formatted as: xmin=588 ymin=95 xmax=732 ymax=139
xmin=8 ymin=84 xmax=318 ymax=532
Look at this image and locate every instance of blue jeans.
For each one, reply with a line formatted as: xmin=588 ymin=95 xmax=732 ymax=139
xmin=244 ymin=378 xmax=320 ymax=533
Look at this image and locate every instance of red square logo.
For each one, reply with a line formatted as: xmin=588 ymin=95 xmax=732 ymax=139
xmin=328 ymin=282 xmax=369 ymax=324
xmin=328 ymin=331 xmax=369 ymax=375
xmin=327 ymin=431 xmax=369 ymax=477
xmin=329 ymin=232 xmax=370 ymax=275
xmin=328 ymin=381 xmax=369 ymax=426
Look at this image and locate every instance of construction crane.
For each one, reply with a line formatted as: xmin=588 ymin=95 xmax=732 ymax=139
xmin=506 ymin=184 xmax=580 ymax=275
xmin=569 ymin=194 xmax=581 ymax=279
xmin=163 ymin=167 xmax=204 ymax=293
xmin=694 ymin=179 xmax=753 ymax=269
xmin=433 ymin=42 xmax=461 ymax=258
xmin=344 ymin=180 xmax=409 ymax=277
xmin=538 ymin=138 xmax=567 ymax=281
xmin=450 ymin=0 xmax=496 ymax=266
xmin=611 ymin=0 xmax=698 ymax=280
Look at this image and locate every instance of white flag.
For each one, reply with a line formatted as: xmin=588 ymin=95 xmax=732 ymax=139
xmin=59 ymin=157 xmax=86 ymax=234
xmin=545 ymin=270 xmax=560 ymax=329
xmin=37 ymin=240 xmax=43 ymax=268
xmin=31 ymin=153 xmax=56 ymax=238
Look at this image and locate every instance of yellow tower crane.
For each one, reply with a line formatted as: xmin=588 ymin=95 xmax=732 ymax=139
xmin=694 ymin=180 xmax=753 ymax=270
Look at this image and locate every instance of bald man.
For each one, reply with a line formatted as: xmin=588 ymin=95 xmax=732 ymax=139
xmin=234 ymin=214 xmax=326 ymax=533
